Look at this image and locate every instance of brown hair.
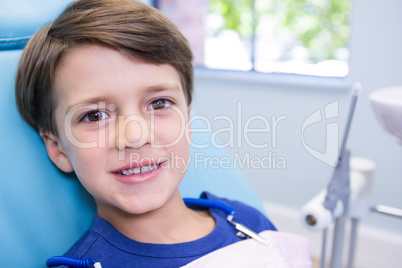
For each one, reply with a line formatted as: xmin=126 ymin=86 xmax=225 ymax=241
xmin=15 ymin=0 xmax=193 ymax=135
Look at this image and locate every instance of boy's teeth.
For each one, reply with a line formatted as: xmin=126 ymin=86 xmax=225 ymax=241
xmin=119 ymin=164 xmax=158 ymax=175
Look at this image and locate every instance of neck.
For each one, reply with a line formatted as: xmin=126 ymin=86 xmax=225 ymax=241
xmin=97 ymin=191 xmax=215 ymax=244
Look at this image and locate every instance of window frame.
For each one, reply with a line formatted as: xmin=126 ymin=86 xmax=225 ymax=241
xmin=195 ymin=66 xmax=349 ymax=90
xmin=154 ymin=0 xmax=351 ymax=91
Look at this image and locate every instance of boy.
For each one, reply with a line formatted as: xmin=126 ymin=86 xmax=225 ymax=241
xmin=15 ymin=0 xmax=276 ymax=267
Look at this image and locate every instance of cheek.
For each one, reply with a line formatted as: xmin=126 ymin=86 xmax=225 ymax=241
xmin=164 ymin=139 xmax=191 ymax=176
xmin=68 ymin=147 xmax=107 ymax=195
xmin=67 ymin=148 xmax=91 ymax=177
xmin=62 ymin=141 xmax=104 ymax=179
xmin=70 ymin=125 xmax=112 ymax=148
xmin=152 ymin=110 xmax=190 ymax=146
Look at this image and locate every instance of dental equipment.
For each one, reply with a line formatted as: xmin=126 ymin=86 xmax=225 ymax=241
xmin=183 ymin=198 xmax=270 ymax=245
xmin=46 ymin=198 xmax=269 ymax=267
xmin=371 ymin=205 xmax=402 ymax=219
xmin=46 ymin=257 xmax=102 ymax=268
xmin=322 ymin=83 xmax=360 ymax=268
xmin=370 ymin=86 xmax=402 ymax=219
xmin=301 ymin=83 xmax=362 ymax=268
xmin=303 ymin=84 xmax=402 ymax=268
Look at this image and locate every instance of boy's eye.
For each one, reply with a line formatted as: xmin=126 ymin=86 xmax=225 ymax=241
xmin=82 ymin=110 xmax=110 ymax=122
xmin=148 ymin=99 xmax=172 ymax=110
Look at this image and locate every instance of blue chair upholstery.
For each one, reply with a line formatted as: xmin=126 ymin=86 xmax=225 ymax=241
xmin=0 ymin=1 xmax=265 ymax=267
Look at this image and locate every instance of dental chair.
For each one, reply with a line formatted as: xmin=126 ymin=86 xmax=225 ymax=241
xmin=0 ymin=1 xmax=265 ymax=267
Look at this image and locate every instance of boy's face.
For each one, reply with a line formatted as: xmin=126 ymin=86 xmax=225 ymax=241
xmin=43 ymin=45 xmax=191 ymax=217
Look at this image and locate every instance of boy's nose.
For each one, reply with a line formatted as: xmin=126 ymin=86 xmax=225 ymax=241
xmin=115 ymin=114 xmax=150 ymax=150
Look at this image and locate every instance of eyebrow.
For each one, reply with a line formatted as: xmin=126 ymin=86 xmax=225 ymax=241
xmin=65 ymin=83 xmax=182 ymax=113
xmin=147 ymin=83 xmax=181 ymax=94
xmin=65 ymin=97 xmax=108 ymax=114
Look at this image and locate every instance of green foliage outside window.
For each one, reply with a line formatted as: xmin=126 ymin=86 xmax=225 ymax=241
xmin=209 ymin=0 xmax=351 ymax=63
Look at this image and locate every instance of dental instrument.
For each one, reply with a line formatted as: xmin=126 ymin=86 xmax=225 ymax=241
xmin=46 ymin=257 xmax=102 ymax=268
xmin=46 ymin=198 xmax=269 ymax=267
xmin=371 ymin=204 xmax=402 ymax=219
xmin=183 ymin=198 xmax=270 ymax=245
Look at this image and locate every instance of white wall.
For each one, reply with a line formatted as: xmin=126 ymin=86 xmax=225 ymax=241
xmin=192 ymin=0 xmax=402 ymax=235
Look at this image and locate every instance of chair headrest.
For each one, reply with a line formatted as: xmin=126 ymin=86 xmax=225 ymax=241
xmin=0 ymin=0 xmax=72 ymax=50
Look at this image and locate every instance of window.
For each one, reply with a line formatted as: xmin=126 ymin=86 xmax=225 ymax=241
xmin=157 ymin=0 xmax=351 ymax=78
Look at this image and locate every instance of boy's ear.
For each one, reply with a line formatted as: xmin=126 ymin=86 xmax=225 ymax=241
xmin=40 ymin=131 xmax=74 ymax=173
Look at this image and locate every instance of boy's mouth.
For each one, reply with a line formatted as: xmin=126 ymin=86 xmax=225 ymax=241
xmin=116 ymin=163 xmax=162 ymax=176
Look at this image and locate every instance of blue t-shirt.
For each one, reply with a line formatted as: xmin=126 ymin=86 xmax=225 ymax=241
xmin=60 ymin=192 xmax=276 ymax=267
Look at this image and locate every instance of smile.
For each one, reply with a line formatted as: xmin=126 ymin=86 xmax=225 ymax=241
xmin=113 ymin=162 xmax=165 ymax=185
xmin=117 ymin=163 xmax=160 ymax=176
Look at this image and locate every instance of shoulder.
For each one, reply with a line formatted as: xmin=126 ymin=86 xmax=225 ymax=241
xmin=63 ymin=229 xmax=98 ymax=258
xmin=50 ymin=229 xmax=98 ymax=268
xmin=200 ymin=192 xmax=277 ymax=232
xmin=62 ymin=215 xmax=105 ymax=258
